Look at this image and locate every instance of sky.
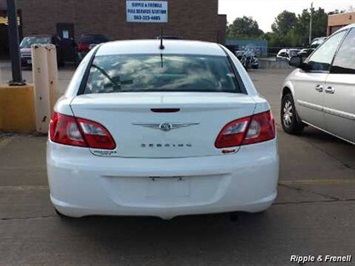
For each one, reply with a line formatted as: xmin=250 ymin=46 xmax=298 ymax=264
xmin=218 ymin=0 xmax=355 ymax=32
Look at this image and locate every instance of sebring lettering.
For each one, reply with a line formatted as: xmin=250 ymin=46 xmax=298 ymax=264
xmin=141 ymin=143 xmax=192 ymax=148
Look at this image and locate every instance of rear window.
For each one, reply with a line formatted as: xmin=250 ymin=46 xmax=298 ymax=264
xmin=83 ymin=54 xmax=241 ymax=94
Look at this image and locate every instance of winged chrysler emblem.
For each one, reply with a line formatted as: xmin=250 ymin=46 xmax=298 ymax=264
xmin=132 ymin=122 xmax=199 ymax=132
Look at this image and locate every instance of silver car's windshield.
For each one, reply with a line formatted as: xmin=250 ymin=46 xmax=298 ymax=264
xmin=84 ymin=54 xmax=241 ymax=94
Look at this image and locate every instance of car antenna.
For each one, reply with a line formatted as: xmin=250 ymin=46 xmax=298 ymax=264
xmin=159 ymin=26 xmax=164 ymax=50
xmin=159 ymin=26 xmax=164 ymax=68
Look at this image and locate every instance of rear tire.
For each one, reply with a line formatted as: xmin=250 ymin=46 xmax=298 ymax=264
xmin=281 ymin=93 xmax=304 ymax=134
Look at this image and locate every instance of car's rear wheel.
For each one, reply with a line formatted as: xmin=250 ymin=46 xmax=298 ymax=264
xmin=281 ymin=93 xmax=304 ymax=134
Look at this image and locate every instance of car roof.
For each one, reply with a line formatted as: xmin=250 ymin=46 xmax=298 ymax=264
xmin=96 ymin=40 xmax=226 ymax=56
xmin=24 ymin=35 xmax=52 ymax=38
xmin=278 ymin=48 xmax=299 ymax=52
xmin=313 ymin=37 xmax=327 ymax=41
xmin=153 ymin=35 xmax=183 ymax=40
xmin=81 ymin=34 xmax=107 ymax=37
xmin=335 ymin=23 xmax=355 ymax=32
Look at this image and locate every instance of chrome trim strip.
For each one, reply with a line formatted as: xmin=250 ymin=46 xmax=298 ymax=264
xmin=323 ymin=107 xmax=355 ymax=121
xmin=297 ymin=100 xmax=323 ymax=112
xmin=297 ymin=100 xmax=355 ymax=121
xmin=132 ymin=122 xmax=200 ymax=131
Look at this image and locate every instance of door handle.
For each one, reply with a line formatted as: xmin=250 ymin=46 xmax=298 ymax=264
xmin=315 ymin=85 xmax=323 ymax=92
xmin=325 ymin=86 xmax=335 ymax=94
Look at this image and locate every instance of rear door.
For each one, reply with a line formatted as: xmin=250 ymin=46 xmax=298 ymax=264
xmin=324 ymin=28 xmax=355 ymax=143
xmin=294 ymin=29 xmax=348 ymax=129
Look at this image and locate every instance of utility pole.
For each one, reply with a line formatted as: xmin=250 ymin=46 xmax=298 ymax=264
xmin=6 ymin=0 xmax=25 ymax=85
xmin=309 ymin=2 xmax=314 ymax=45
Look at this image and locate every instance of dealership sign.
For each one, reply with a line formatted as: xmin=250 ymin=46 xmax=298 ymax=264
xmin=126 ymin=1 xmax=168 ymax=23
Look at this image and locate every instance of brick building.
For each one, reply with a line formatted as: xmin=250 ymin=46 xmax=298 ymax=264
xmin=327 ymin=11 xmax=355 ymax=35
xmin=0 ymin=0 xmax=226 ymax=57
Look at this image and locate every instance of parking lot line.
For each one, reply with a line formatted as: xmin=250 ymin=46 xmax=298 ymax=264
xmin=280 ymin=179 xmax=355 ymax=186
xmin=0 ymin=137 xmax=13 ymax=149
xmin=0 ymin=185 xmax=49 ymax=191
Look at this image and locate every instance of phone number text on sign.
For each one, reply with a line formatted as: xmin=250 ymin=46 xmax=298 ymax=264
xmin=126 ymin=1 xmax=168 ymax=23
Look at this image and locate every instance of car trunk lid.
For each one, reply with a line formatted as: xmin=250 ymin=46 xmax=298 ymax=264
xmin=70 ymin=92 xmax=256 ymax=158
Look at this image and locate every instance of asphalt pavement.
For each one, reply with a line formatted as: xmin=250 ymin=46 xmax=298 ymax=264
xmin=0 ymin=67 xmax=354 ymax=265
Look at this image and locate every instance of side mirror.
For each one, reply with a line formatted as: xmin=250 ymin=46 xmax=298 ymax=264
xmin=289 ymin=56 xmax=303 ymax=68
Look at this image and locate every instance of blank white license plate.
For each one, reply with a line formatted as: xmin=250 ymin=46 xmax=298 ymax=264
xmin=147 ymin=177 xmax=190 ymax=198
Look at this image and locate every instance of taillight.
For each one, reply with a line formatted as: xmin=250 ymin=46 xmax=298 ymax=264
xmin=242 ymin=111 xmax=275 ymax=145
xmin=49 ymin=112 xmax=116 ymax=149
xmin=76 ymin=118 xmax=116 ymax=149
xmin=215 ymin=110 xmax=275 ymax=148
xmin=215 ymin=117 xmax=250 ymax=148
xmin=77 ymin=43 xmax=89 ymax=52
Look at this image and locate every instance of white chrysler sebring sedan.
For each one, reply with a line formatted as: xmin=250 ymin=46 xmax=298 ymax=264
xmin=47 ymin=40 xmax=279 ymax=219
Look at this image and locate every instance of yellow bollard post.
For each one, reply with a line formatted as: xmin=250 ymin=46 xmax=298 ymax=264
xmin=32 ymin=44 xmax=51 ymax=133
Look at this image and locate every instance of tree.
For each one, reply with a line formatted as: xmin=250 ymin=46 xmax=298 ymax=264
xmin=293 ymin=9 xmax=310 ymax=46
xmin=294 ymin=8 xmax=327 ymax=45
xmin=227 ymin=16 xmax=264 ymax=39
xmin=310 ymin=8 xmax=328 ymax=39
xmin=265 ymin=7 xmax=328 ymax=48
xmin=271 ymin=11 xmax=297 ymax=36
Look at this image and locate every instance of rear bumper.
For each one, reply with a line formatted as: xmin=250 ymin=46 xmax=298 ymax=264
xmin=47 ymin=139 xmax=279 ymax=219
